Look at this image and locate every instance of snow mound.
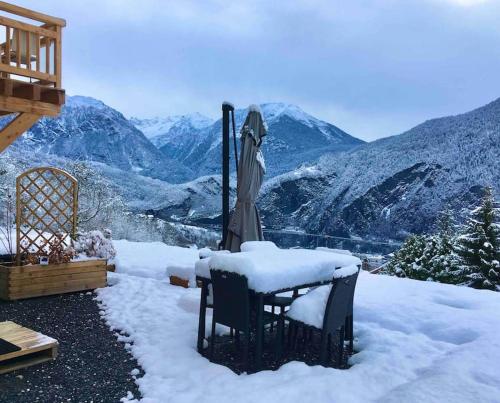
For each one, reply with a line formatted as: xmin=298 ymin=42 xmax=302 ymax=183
xmin=113 ymin=240 xmax=199 ymax=280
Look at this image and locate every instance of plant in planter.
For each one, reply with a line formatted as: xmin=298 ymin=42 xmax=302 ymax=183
xmin=74 ymin=229 xmax=116 ymax=260
xmin=25 ymin=232 xmax=76 ymax=266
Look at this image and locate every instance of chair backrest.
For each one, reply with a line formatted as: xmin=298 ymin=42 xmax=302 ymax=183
xmin=210 ymin=269 xmax=250 ymax=331
xmin=347 ymin=266 xmax=361 ymax=313
xmin=322 ymin=272 xmax=358 ymax=335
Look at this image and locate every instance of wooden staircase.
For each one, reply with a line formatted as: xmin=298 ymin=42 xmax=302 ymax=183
xmin=0 ymin=2 xmax=66 ymax=153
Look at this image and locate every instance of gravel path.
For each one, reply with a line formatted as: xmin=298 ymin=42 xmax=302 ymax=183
xmin=0 ymin=291 xmax=142 ymax=403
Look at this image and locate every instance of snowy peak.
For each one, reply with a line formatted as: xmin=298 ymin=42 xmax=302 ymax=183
xmin=249 ymin=103 xmax=362 ymax=145
xmin=10 ymin=95 xmax=193 ymax=183
xmin=65 ymin=95 xmax=107 ymax=110
xmin=130 ymin=113 xmax=213 ymax=146
xmin=261 ymin=102 xmax=321 ymax=126
xmin=146 ymin=101 xmax=364 ymax=178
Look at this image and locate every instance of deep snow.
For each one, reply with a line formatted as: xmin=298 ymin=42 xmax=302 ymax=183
xmin=113 ymin=239 xmax=199 ymax=280
xmin=96 ymin=241 xmax=500 ymax=403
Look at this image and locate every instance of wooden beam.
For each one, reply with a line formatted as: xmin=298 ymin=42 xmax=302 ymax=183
xmin=0 ymin=94 xmax=59 ymax=116
xmin=0 ymin=64 xmax=56 ymax=83
xmin=0 ymin=16 xmax=58 ymax=39
xmin=0 ymin=112 xmax=40 ymax=152
xmin=0 ymin=78 xmax=13 ymax=96
xmin=0 ymin=78 xmax=64 ymax=105
xmin=40 ymin=87 xmax=65 ymax=105
xmin=55 ymin=26 xmax=61 ymax=88
xmin=0 ymin=2 xmax=66 ymax=27
xmin=5 ymin=25 xmax=10 ymax=67
xmin=12 ymin=82 xmax=41 ymax=101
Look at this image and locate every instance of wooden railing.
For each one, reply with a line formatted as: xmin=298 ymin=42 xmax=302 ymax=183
xmin=0 ymin=2 xmax=65 ymax=88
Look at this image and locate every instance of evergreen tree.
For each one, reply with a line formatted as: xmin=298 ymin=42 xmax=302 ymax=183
xmin=456 ymin=187 xmax=500 ymax=291
xmin=429 ymin=208 xmax=464 ymax=284
xmin=384 ymin=235 xmax=429 ymax=280
xmin=385 ymin=207 xmax=464 ymax=284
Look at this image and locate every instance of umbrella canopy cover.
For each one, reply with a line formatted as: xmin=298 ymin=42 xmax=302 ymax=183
xmin=225 ymin=106 xmax=267 ymax=252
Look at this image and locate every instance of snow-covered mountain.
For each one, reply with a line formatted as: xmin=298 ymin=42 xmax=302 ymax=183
xmin=5 ymin=94 xmax=499 ymax=242
xmin=138 ymin=103 xmax=364 ymax=178
xmin=257 ymin=98 xmax=500 ymax=239
xmin=8 ymin=96 xmax=193 ymax=183
xmin=130 ymin=113 xmax=213 ymax=150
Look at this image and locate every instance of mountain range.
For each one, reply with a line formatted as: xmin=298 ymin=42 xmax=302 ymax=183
xmin=132 ymin=103 xmax=363 ymax=177
xmin=258 ymin=98 xmax=500 ymax=239
xmin=9 ymin=96 xmax=193 ymax=183
xmin=2 ymin=95 xmax=499 ymax=241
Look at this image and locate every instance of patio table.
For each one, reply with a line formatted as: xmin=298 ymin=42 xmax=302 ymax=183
xmin=195 ymin=248 xmax=361 ymax=370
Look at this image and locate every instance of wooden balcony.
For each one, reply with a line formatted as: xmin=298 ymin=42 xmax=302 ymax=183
xmin=0 ymin=2 xmax=66 ymax=152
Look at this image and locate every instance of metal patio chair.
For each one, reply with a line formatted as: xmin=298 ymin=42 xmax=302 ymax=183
xmin=286 ymin=272 xmax=358 ymax=367
xmin=209 ymin=269 xmax=282 ymax=370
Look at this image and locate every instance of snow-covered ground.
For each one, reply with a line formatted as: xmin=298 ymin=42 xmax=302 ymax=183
xmin=113 ymin=239 xmax=199 ymax=280
xmin=96 ymin=241 xmax=500 ymax=403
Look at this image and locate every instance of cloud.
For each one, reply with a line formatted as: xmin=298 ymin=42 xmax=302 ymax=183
xmin=12 ymin=0 xmax=500 ymax=140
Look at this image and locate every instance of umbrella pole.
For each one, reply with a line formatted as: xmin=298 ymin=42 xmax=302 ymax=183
xmin=231 ymin=109 xmax=239 ymax=175
xmin=221 ymin=102 xmax=234 ymax=249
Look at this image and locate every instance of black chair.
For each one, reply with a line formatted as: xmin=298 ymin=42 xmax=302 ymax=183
xmin=209 ymin=269 xmax=282 ymax=370
xmin=264 ymin=288 xmax=310 ymax=332
xmin=344 ymin=266 xmax=361 ymax=354
xmin=286 ymin=272 xmax=358 ymax=367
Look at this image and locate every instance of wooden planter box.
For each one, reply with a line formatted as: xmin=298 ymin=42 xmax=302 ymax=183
xmin=169 ymin=275 xmax=190 ymax=288
xmin=0 ymin=259 xmax=107 ymax=301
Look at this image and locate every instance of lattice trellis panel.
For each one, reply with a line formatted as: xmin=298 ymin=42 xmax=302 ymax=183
xmin=16 ymin=167 xmax=78 ymax=265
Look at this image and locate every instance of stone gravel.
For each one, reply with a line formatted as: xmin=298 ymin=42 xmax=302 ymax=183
xmin=0 ymin=291 xmax=142 ymax=403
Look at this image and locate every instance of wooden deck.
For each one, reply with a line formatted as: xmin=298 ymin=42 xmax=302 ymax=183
xmin=0 ymin=321 xmax=58 ymax=374
xmin=0 ymin=2 xmax=66 ymax=152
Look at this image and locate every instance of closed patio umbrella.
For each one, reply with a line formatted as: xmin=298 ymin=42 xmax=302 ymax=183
xmin=225 ymin=105 xmax=267 ymax=252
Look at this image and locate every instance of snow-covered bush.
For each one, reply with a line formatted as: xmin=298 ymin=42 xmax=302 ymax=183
xmin=383 ymin=234 xmax=428 ymax=279
xmin=455 ymin=187 xmax=500 ymax=290
xmin=74 ymin=229 xmax=116 ymax=260
xmin=384 ymin=232 xmax=464 ymax=284
xmin=385 ymin=191 xmax=499 ymax=291
xmin=383 ymin=208 xmax=464 ymax=284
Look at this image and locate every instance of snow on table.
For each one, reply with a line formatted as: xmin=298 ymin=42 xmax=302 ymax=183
xmin=113 ymin=240 xmax=199 ymax=280
xmin=96 ymin=270 xmax=500 ymax=403
xmin=207 ymin=248 xmax=361 ymax=293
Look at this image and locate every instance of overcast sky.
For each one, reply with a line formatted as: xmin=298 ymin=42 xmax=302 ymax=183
xmin=15 ymin=0 xmax=500 ymax=141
